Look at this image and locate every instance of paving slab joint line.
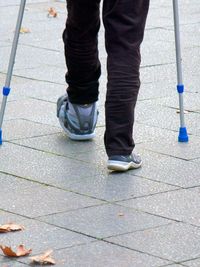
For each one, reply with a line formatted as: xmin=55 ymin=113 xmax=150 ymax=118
xmin=0 ymin=208 xmax=32 ymax=220
xmin=101 ymin=238 xmax=173 ymax=264
xmin=0 ymin=170 xmax=110 ymax=203
xmin=113 ymin=202 xmax=182 ymax=224
xmin=7 ymin=140 xmax=96 ymax=164
xmin=33 ymin=202 xmax=108 ymax=220
xmin=180 ymin=256 xmax=200 ymax=266
xmin=140 ymin=61 xmax=175 ymax=69
xmin=0 ymin=71 xmax=65 ymax=86
xmin=7 ymin=131 xmax=61 ymax=142
xmin=35 ymin=216 xmax=175 ymax=261
xmin=101 ymin=222 xmax=174 ymax=240
xmin=142 ymin=147 xmax=198 ymax=162
xmin=113 ymin=187 xmax=183 ymax=202
xmin=7 ymin=140 xmax=105 ymax=168
xmin=126 ymin=173 xmax=184 ymax=189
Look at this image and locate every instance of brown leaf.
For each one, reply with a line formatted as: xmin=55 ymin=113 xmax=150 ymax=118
xmin=0 ymin=223 xmax=25 ymax=233
xmin=47 ymin=7 xmax=58 ymax=18
xmin=30 ymin=250 xmax=56 ymax=265
xmin=0 ymin=245 xmax=32 ymax=257
xmin=20 ymin=27 xmax=30 ymax=34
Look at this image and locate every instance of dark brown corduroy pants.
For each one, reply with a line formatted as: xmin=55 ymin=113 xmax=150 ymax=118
xmin=63 ymin=0 xmax=149 ymax=156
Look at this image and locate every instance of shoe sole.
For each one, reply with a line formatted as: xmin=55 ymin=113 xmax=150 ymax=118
xmin=59 ymin=117 xmax=95 ymax=141
xmin=107 ymin=160 xmax=142 ymax=171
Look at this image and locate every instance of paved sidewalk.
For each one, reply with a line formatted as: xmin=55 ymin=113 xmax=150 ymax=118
xmin=0 ymin=0 xmax=200 ymax=266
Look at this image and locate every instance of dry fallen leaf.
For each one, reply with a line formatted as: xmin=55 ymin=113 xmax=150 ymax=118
xmin=118 ymin=212 xmax=124 ymax=217
xmin=0 ymin=245 xmax=32 ymax=257
xmin=30 ymin=250 xmax=56 ymax=265
xmin=48 ymin=7 xmax=57 ymax=18
xmin=0 ymin=223 xmax=25 ymax=233
xmin=20 ymin=27 xmax=30 ymax=34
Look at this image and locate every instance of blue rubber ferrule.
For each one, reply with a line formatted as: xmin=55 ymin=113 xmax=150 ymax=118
xmin=178 ymin=127 xmax=189 ymax=142
xmin=3 ymin=86 xmax=11 ymax=96
xmin=177 ymin=84 xmax=184 ymax=94
xmin=0 ymin=129 xmax=2 ymax=145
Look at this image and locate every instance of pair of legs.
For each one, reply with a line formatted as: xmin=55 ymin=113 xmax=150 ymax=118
xmin=59 ymin=0 xmax=149 ymax=169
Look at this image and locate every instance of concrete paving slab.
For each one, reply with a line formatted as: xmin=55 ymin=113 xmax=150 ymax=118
xmin=107 ymin=223 xmax=200 ymax=262
xmin=136 ymin=101 xmax=200 ymax=135
xmin=48 ymin=241 xmax=170 ymax=267
xmin=160 ymin=265 xmax=187 ymax=267
xmin=147 ymin=94 xmax=200 ymax=112
xmin=13 ymin=65 xmax=66 ymax=84
xmin=183 ymin=258 xmax=200 ymax=267
xmin=0 ymin=257 xmax=27 ymax=267
xmin=39 ymin=203 xmax=172 ymax=239
xmin=130 ymin=149 xmax=200 ymax=188
xmin=3 ymin=119 xmax=60 ymax=141
xmin=0 ymin=45 xmax=64 ymax=73
xmin=138 ymin=81 xmax=176 ymax=101
xmin=118 ymin=187 xmax=200 ymax=226
xmin=0 ymin=74 xmax=65 ymax=102
xmin=134 ymin=122 xmax=178 ymax=144
xmin=0 ymin=172 xmax=103 ymax=218
xmin=52 ymin=172 xmax=177 ymax=202
xmin=0 ymin=212 xmax=93 ymax=257
xmin=13 ymin=129 xmax=104 ymax=157
xmin=4 ymin=98 xmax=59 ymax=127
xmin=139 ymin=135 xmax=200 ymax=160
xmin=0 ymin=142 xmax=107 ymax=188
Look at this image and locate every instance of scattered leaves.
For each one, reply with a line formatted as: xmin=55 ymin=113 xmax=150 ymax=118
xmin=30 ymin=250 xmax=56 ymax=265
xmin=20 ymin=27 xmax=30 ymax=34
xmin=47 ymin=7 xmax=58 ymax=18
xmin=0 ymin=223 xmax=25 ymax=233
xmin=0 ymin=245 xmax=32 ymax=257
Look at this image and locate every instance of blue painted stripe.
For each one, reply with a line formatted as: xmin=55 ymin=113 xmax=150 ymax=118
xmin=177 ymin=84 xmax=184 ymax=94
xmin=3 ymin=87 xmax=11 ymax=96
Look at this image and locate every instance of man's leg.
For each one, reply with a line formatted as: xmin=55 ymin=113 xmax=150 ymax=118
xmin=103 ymin=0 xmax=149 ymax=163
xmin=57 ymin=0 xmax=101 ymax=140
xmin=63 ymin=0 xmax=101 ymax=104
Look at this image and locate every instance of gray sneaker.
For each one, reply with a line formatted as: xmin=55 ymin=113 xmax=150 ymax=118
xmin=107 ymin=153 xmax=142 ymax=171
xmin=57 ymin=94 xmax=98 ymax=140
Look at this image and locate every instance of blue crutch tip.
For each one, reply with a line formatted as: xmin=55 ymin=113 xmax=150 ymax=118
xmin=178 ymin=127 xmax=189 ymax=142
xmin=0 ymin=129 xmax=2 ymax=145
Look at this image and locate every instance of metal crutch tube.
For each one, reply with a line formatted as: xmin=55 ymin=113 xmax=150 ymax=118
xmin=172 ymin=0 xmax=188 ymax=142
xmin=0 ymin=0 xmax=26 ymax=144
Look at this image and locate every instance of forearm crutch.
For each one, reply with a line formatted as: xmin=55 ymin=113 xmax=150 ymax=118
xmin=172 ymin=0 xmax=188 ymax=142
xmin=0 ymin=0 xmax=26 ymax=145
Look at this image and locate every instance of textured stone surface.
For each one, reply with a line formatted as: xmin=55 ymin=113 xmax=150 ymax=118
xmin=140 ymin=135 xmax=200 ymax=160
xmin=118 ymin=187 xmax=200 ymax=226
xmin=39 ymin=204 xmax=171 ymax=239
xmin=107 ymin=223 xmax=200 ymax=262
xmin=183 ymin=258 xmax=200 ymax=267
xmin=0 ymin=212 xmax=93 ymax=256
xmin=0 ymin=142 xmax=106 ymax=189
xmin=131 ymin=149 xmax=200 ymax=188
xmin=47 ymin=241 xmax=170 ymax=267
xmin=0 ymin=257 xmax=27 ymax=267
xmin=0 ymin=173 xmax=103 ymax=218
xmin=3 ymin=119 xmax=60 ymax=141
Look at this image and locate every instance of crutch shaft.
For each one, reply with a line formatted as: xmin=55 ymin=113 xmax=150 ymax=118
xmin=5 ymin=0 xmax=26 ymax=88
xmin=0 ymin=0 xmax=26 ymax=133
xmin=173 ymin=0 xmax=183 ymax=85
xmin=172 ymin=0 xmax=188 ymax=142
